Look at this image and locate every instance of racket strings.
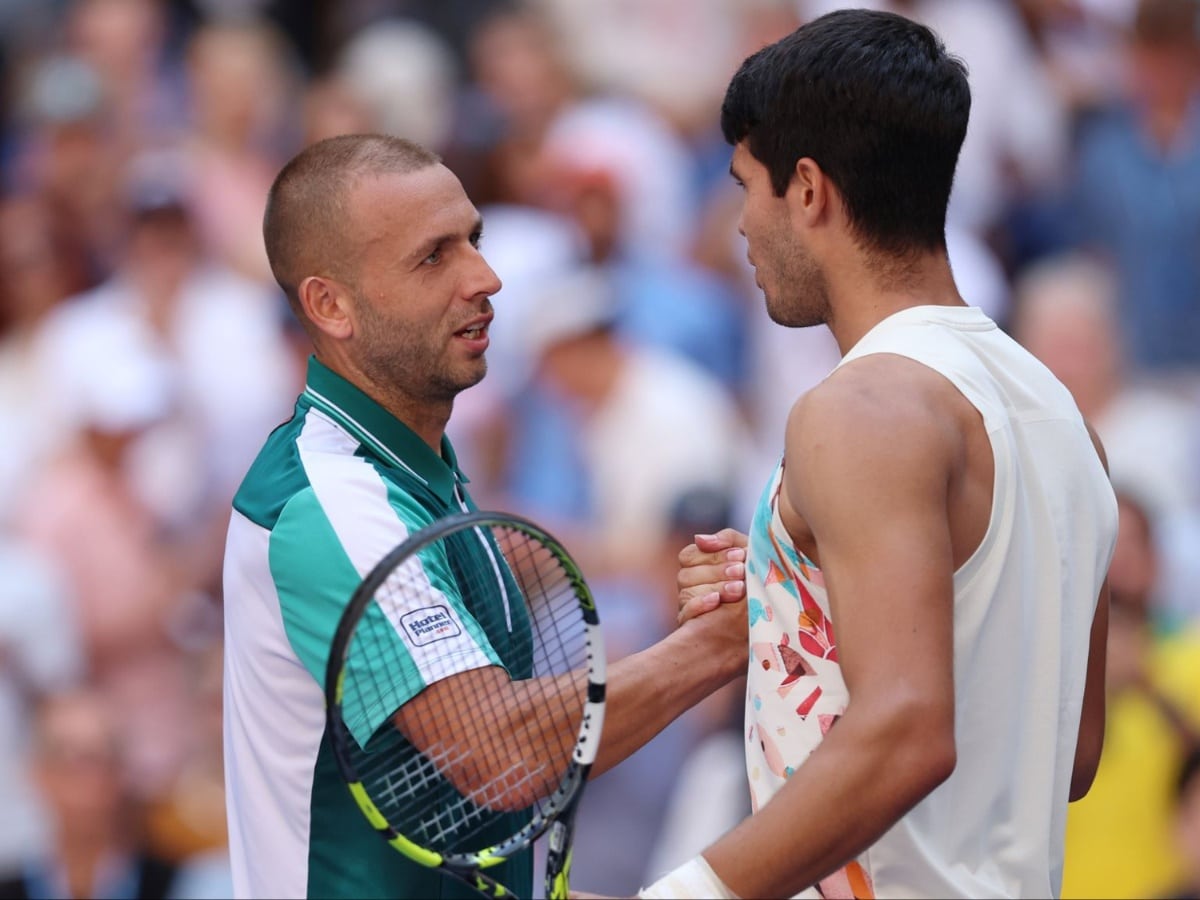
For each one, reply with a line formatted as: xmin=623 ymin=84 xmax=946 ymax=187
xmin=340 ymin=524 xmax=590 ymax=856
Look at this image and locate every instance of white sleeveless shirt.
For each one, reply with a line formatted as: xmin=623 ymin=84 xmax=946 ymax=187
xmin=743 ymin=305 xmax=1117 ymax=899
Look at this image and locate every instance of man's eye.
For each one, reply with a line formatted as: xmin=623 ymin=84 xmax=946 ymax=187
xmin=424 ymin=249 xmax=441 ymax=265
xmin=470 ymin=231 xmax=483 ymax=249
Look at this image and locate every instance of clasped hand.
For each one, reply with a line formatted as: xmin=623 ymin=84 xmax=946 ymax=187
xmin=675 ymin=527 xmax=749 ymax=625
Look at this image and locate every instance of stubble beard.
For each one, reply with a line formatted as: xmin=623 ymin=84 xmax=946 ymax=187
xmin=764 ymin=244 xmax=830 ymax=330
xmin=355 ymin=294 xmax=486 ymax=408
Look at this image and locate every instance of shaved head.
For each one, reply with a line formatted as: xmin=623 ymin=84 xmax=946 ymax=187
xmin=263 ymin=133 xmax=441 ymax=327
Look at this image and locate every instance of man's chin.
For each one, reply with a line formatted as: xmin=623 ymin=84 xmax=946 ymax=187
xmin=455 ymin=361 xmax=488 ymax=393
xmin=767 ymin=307 xmax=823 ymax=329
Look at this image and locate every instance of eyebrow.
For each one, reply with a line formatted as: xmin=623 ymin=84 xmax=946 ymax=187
xmin=408 ymin=215 xmax=485 ymax=265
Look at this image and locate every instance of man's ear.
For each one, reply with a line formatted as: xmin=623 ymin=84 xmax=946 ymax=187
xmin=298 ymin=275 xmax=353 ymax=341
xmin=788 ymin=157 xmax=829 ymax=227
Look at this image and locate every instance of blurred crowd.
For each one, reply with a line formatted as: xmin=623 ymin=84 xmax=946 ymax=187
xmin=0 ymin=0 xmax=1198 ymax=897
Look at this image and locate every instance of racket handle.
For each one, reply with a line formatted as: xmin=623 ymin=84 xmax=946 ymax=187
xmin=445 ymin=864 xmax=515 ymax=899
xmin=545 ymin=819 xmax=575 ymax=900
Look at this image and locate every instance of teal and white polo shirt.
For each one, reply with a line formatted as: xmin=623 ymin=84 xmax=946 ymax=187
xmin=222 ymin=357 xmax=533 ymax=899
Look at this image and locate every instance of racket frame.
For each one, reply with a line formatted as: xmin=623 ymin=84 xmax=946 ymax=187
xmin=324 ymin=510 xmax=606 ymax=899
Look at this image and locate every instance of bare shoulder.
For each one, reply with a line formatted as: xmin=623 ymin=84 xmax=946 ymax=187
xmin=780 ymin=353 xmax=969 ymax=561
xmin=786 ymin=353 xmax=966 ymax=462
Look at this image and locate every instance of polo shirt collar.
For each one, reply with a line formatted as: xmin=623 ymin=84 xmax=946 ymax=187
xmin=300 ymin=355 xmax=467 ymax=504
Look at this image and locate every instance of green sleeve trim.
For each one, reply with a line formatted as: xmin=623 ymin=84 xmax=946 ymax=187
xmin=270 ymin=488 xmax=427 ymax=746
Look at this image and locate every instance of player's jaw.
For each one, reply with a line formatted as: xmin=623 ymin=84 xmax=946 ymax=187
xmin=353 ymin=306 xmax=489 ymax=406
xmin=437 ymin=301 xmax=495 ymax=394
xmin=757 ymin=244 xmax=829 ymax=329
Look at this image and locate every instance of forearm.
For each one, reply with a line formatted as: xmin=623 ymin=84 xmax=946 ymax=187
xmin=702 ymin=705 xmax=955 ymax=898
xmin=398 ymin=587 xmax=744 ymax=800
xmin=593 ymin=620 xmax=745 ymax=776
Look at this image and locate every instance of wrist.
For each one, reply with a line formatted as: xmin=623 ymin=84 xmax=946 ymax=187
xmin=675 ymin=617 xmax=745 ymax=685
xmin=639 ymin=855 xmax=739 ymax=899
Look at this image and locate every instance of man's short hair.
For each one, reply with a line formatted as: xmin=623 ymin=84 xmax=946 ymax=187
xmin=262 ymin=134 xmax=441 ymax=322
xmin=720 ymin=9 xmax=970 ymax=257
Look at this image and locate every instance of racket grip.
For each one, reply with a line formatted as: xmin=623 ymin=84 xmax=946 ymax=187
xmin=446 ymin=865 xmax=515 ymax=899
xmin=545 ymin=819 xmax=574 ymax=900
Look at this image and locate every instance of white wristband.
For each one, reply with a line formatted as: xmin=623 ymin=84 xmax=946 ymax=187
xmin=638 ymin=856 xmax=740 ymax=899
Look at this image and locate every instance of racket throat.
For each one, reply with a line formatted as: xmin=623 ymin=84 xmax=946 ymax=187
xmin=545 ymin=819 xmax=575 ymax=900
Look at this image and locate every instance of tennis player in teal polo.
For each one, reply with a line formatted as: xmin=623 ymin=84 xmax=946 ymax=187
xmin=222 ymin=135 xmax=748 ymax=899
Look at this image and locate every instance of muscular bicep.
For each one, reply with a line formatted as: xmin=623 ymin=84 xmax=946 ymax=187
xmin=693 ymin=368 xmax=964 ymax=897
xmin=782 ymin=365 xmax=959 ymax=731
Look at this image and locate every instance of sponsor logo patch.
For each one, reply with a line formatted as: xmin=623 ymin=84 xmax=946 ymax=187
xmin=400 ymin=605 xmax=462 ymax=646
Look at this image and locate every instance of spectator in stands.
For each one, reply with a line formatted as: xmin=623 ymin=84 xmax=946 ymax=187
xmin=1061 ymin=490 xmax=1200 ymax=898
xmin=1060 ymin=0 xmax=1200 ymax=373
xmin=1168 ymin=746 xmax=1200 ymax=900
xmin=0 ymin=687 xmax=224 ymax=900
xmin=1010 ymin=251 xmax=1200 ymax=624
xmin=0 ymin=542 xmax=82 ymax=875
xmin=498 ymin=264 xmax=749 ymax=580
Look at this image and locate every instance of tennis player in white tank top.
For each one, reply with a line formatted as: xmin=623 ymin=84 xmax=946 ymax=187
xmin=729 ymin=305 xmax=1116 ymax=898
xmin=627 ymin=10 xmax=1119 ymax=900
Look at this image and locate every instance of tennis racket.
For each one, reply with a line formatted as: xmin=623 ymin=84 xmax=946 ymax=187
xmin=324 ymin=510 xmax=606 ymax=899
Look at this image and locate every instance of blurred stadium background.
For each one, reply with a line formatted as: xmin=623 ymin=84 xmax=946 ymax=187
xmin=1 ymin=0 xmax=1200 ymax=897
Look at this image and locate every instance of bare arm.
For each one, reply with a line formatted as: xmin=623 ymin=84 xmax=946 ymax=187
xmin=590 ymin=605 xmax=747 ymax=772
xmin=1071 ymin=581 xmax=1108 ymax=801
xmin=1071 ymin=419 xmax=1112 ymax=801
xmin=393 ymin=594 xmax=748 ymax=807
xmin=701 ymin=362 xmax=960 ymax=898
xmin=393 ymin=666 xmax=580 ymax=811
